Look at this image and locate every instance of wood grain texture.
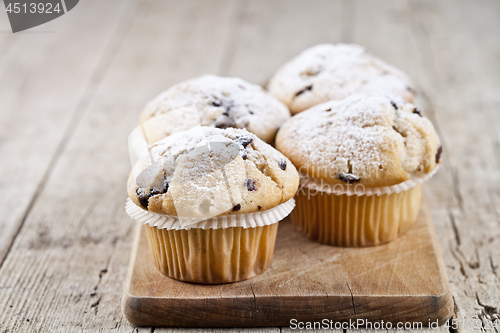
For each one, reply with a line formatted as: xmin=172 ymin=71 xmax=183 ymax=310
xmin=406 ymin=1 xmax=500 ymax=331
xmin=122 ymin=199 xmax=453 ymax=327
xmin=0 ymin=0 xmax=499 ymax=332
xmin=0 ymin=0 xmax=134 ymax=263
xmin=0 ymin=0 xmax=237 ymax=332
xmin=351 ymin=0 xmax=500 ymax=331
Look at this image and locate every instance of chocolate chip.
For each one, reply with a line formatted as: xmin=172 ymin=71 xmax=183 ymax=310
xmin=239 ymin=150 xmax=248 ymax=160
xmin=278 ymin=159 xmax=287 ymax=171
xmin=413 ymin=107 xmax=422 ymax=117
xmin=211 ymin=100 xmax=222 ymax=107
xmin=436 ymin=146 xmax=443 ymax=163
xmin=338 ymin=173 xmax=360 ymax=184
xmin=235 ymin=135 xmax=253 ymax=148
xmin=258 ymin=206 xmax=262 ymax=210
xmin=136 ymin=178 xmax=170 ymax=209
xmin=245 ymin=178 xmax=257 ymax=191
xmin=295 ymin=85 xmax=313 ymax=97
xmin=233 ymin=204 xmax=241 ymax=211
xmin=249 ymin=110 xmax=254 ymax=115
xmin=136 ymin=189 xmax=150 ymax=209
xmin=325 ymin=108 xmax=332 ymax=112
xmin=390 ymin=101 xmax=398 ymax=110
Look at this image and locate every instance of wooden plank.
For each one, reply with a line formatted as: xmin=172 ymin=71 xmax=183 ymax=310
xmin=346 ymin=328 xmax=450 ymax=333
xmin=0 ymin=5 xmax=14 ymax=58
xmin=122 ymin=200 xmax=452 ymax=327
xmin=403 ymin=0 xmax=500 ymax=332
xmin=282 ymin=328 xmax=342 ymax=333
xmin=0 ymin=0 xmax=134 ymax=264
xmin=0 ymin=0 xmax=240 ymax=332
xmin=353 ymin=1 xmax=500 ymax=332
xmin=145 ymin=330 xmax=279 ymax=333
xmin=224 ymin=0 xmax=342 ymax=85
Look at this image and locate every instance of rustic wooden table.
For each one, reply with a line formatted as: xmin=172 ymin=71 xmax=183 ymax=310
xmin=0 ymin=0 xmax=498 ymax=332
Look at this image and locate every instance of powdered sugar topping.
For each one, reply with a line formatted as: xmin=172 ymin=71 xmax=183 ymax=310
xmin=141 ymin=75 xmax=291 ymax=143
xmin=268 ymin=44 xmax=415 ymax=114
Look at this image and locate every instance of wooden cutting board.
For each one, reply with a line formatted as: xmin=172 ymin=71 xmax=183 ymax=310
xmin=121 ymin=197 xmax=453 ymax=327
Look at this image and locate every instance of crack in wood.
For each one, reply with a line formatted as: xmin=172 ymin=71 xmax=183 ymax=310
xmin=1 ymin=0 xmax=499 ymax=331
xmin=448 ymin=241 xmax=467 ymax=278
xmin=346 ymin=282 xmax=356 ymax=316
xmin=408 ymin=2 xmax=500 ymax=320
xmin=476 ymin=293 xmax=500 ymax=321
xmin=448 ymin=296 xmax=460 ymax=333
xmin=448 ymin=211 xmax=461 ymax=246
xmin=89 ymin=258 xmax=110 ymax=316
xmin=90 ymin=297 xmax=101 ymax=316
xmin=90 ymin=266 xmax=109 ymax=297
xmin=250 ymin=285 xmax=257 ymax=321
xmin=490 ymin=254 xmax=498 ymax=276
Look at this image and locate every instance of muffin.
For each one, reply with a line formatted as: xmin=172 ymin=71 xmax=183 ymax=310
xmin=276 ymin=94 xmax=442 ymax=247
xmin=139 ymin=75 xmax=291 ymax=144
xmin=268 ymin=44 xmax=415 ymax=115
xmin=126 ymin=126 xmax=299 ymax=283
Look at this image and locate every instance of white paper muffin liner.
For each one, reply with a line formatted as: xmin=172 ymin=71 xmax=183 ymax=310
xmin=125 ymin=198 xmax=295 ymax=230
xmin=299 ymin=166 xmax=439 ymax=197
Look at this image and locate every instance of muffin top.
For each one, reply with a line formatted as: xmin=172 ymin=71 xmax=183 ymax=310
xmin=139 ymin=75 xmax=291 ymax=143
xmin=267 ymin=44 xmax=415 ymax=115
xmin=276 ymin=94 xmax=442 ymax=187
xmin=128 ymin=127 xmax=299 ymax=217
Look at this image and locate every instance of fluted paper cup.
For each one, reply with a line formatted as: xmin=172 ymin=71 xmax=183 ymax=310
xmin=126 ymin=198 xmax=294 ymax=284
xmin=292 ymin=168 xmax=438 ymax=247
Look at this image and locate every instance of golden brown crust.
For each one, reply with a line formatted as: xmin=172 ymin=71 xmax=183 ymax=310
xmin=276 ymin=94 xmax=441 ymax=187
xmin=128 ymin=127 xmax=299 ymax=216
